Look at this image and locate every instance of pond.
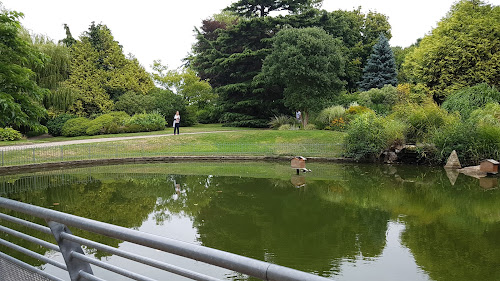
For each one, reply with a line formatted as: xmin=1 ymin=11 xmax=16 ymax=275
xmin=1 ymin=162 xmax=499 ymax=281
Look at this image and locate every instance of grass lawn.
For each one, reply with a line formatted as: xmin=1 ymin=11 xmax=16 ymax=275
xmin=0 ymin=124 xmax=253 ymax=146
xmin=0 ymin=125 xmax=346 ymax=166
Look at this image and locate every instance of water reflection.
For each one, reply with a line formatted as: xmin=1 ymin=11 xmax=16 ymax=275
xmin=0 ymin=162 xmax=499 ymax=281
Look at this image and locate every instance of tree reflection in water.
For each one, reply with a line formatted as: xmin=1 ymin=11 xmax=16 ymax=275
xmin=0 ymin=162 xmax=499 ymax=281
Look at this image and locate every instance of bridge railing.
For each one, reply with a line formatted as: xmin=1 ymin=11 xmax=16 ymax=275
xmin=0 ymin=197 xmax=331 ymax=281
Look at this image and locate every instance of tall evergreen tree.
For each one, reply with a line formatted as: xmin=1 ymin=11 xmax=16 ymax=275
xmin=358 ymin=33 xmax=397 ymax=91
xmin=59 ymin=24 xmax=77 ymax=47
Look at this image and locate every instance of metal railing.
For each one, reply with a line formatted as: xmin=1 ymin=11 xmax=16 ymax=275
xmin=0 ymin=142 xmax=343 ymax=167
xmin=0 ymin=197 xmax=331 ymax=281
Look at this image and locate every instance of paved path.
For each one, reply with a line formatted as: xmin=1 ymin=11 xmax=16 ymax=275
xmin=0 ymin=131 xmax=234 ymax=151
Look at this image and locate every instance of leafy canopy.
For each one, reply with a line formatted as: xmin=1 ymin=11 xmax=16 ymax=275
xmin=258 ymin=27 xmax=345 ymax=125
xmin=0 ymin=6 xmax=47 ymax=132
xmin=403 ymin=0 xmax=500 ymax=101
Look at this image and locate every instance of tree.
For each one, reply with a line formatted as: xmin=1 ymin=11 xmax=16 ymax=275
xmin=59 ymin=23 xmax=77 ymax=47
xmin=224 ymin=0 xmax=322 ymax=17
xmin=403 ymin=0 xmax=500 ymax=102
xmin=189 ymin=7 xmax=391 ymax=126
xmin=62 ymin=22 xmax=154 ymax=116
xmin=151 ymin=61 xmax=216 ymax=110
xmin=0 ymin=6 xmax=47 ymax=132
xmin=258 ymin=27 xmax=345 ymax=127
xmin=358 ymin=33 xmax=397 ymax=91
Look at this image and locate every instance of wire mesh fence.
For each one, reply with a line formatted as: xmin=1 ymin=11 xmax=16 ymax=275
xmin=0 ymin=143 xmax=343 ymax=167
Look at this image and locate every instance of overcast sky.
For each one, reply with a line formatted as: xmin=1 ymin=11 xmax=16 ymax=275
xmin=2 ymin=0 xmax=499 ymax=71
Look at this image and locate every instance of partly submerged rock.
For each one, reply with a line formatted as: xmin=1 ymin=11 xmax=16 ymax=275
xmin=444 ymin=150 xmax=461 ymax=169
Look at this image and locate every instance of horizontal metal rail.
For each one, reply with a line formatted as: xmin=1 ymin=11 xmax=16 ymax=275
xmin=0 ymin=142 xmax=343 ymax=167
xmin=0 ymin=196 xmax=332 ymax=281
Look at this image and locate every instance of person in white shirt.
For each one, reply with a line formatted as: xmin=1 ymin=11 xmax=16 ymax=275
xmin=173 ymin=111 xmax=181 ymax=135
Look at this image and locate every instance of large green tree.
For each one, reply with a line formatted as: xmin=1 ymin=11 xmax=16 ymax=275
xmin=189 ymin=7 xmax=390 ymax=127
xmin=62 ymin=22 xmax=154 ymax=116
xmin=258 ymin=27 xmax=345 ymax=126
xmin=224 ymin=0 xmax=322 ymax=17
xmin=403 ymin=0 xmax=500 ymax=102
xmin=0 ymin=6 xmax=47 ymax=132
xmin=358 ymin=33 xmax=397 ymax=91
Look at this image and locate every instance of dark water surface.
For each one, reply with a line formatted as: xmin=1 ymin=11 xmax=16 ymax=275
xmin=1 ymin=162 xmax=499 ymax=281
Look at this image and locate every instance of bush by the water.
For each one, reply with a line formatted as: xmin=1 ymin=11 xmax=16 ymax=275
xmin=47 ymin=114 xmax=77 ymax=136
xmin=391 ymin=102 xmax=458 ymax=143
xmin=61 ymin=117 xmax=91 ymax=137
xmin=0 ymin=128 xmax=23 ymax=141
xmin=442 ymin=83 xmax=500 ymax=119
xmin=432 ymin=120 xmax=500 ymax=165
xmin=344 ymin=112 xmax=404 ymax=160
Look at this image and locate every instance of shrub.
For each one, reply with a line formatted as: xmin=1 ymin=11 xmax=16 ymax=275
xmin=86 ymin=112 xmax=130 ymax=135
xmin=432 ymin=121 xmax=500 ymax=165
xmin=442 ymin=83 xmax=500 ymax=119
xmin=358 ymin=85 xmax=398 ymax=115
xmin=277 ymin=124 xmax=299 ymax=130
xmin=391 ymin=102 xmax=458 ymax=143
xmin=0 ymin=128 xmax=23 ymax=141
xmin=468 ymin=103 xmax=500 ymax=126
xmin=47 ymin=114 xmax=77 ymax=136
xmin=269 ymin=115 xmax=297 ymax=129
xmin=316 ymin=106 xmax=345 ymax=129
xmin=344 ymin=112 xmax=405 ymax=161
xmin=325 ymin=117 xmax=347 ymax=131
xmin=61 ymin=117 xmax=91 ymax=137
xmin=114 ymin=91 xmax=156 ymax=115
xmin=304 ymin=124 xmax=316 ymax=130
xmin=25 ymin=126 xmax=48 ymax=137
xmin=125 ymin=112 xmax=166 ymax=132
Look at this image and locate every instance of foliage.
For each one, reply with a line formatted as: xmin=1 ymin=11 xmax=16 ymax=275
xmin=125 ymin=113 xmax=166 ymax=132
xmin=468 ymin=102 xmax=500 ymax=126
xmin=151 ymin=62 xmax=216 ymax=113
xmin=86 ymin=112 xmax=130 ymax=135
xmin=304 ymin=123 xmax=316 ymax=130
xmin=441 ymin=83 xmax=500 ymax=119
xmin=316 ymin=105 xmax=345 ymax=129
xmin=0 ymin=7 xmax=47 ymax=132
xmin=325 ymin=117 xmax=347 ymax=131
xmin=358 ymin=85 xmax=398 ymax=115
xmin=189 ymin=8 xmax=391 ymax=127
xmin=396 ymin=83 xmax=431 ymax=105
xmin=258 ymin=27 xmax=345 ymax=127
xmin=46 ymin=113 xmax=77 ymax=136
xmin=391 ymin=102 xmax=459 ymax=143
xmin=345 ymin=104 xmax=373 ymax=122
xmin=343 ymin=112 xmax=396 ymax=160
xmin=114 ymin=91 xmax=156 ymax=115
xmin=63 ymin=22 xmax=154 ymax=116
xmin=224 ymin=0 xmax=323 ymax=17
xmin=148 ymin=89 xmax=195 ymax=127
xmin=432 ymin=120 xmax=500 ymax=165
xmin=61 ymin=117 xmax=91 ymax=137
xmin=277 ymin=124 xmax=299 ymax=130
xmin=358 ymin=34 xmax=397 ymax=91
xmin=0 ymin=127 xmax=23 ymax=141
xmin=403 ymin=0 xmax=500 ymax=101
xmin=268 ymin=115 xmax=297 ymax=129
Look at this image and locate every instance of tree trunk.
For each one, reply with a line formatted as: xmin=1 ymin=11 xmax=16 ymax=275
xmin=302 ymin=110 xmax=309 ymax=128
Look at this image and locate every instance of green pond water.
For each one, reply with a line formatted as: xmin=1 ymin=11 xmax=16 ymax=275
xmin=1 ymin=162 xmax=499 ymax=281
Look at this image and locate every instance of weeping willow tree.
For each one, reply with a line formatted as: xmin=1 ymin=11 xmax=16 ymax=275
xmin=24 ymin=33 xmax=75 ymax=114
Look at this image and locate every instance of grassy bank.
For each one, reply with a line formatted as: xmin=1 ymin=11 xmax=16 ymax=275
xmin=0 ymin=126 xmax=346 ymax=167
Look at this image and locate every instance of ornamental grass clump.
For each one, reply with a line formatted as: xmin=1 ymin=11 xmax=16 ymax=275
xmin=269 ymin=115 xmax=298 ymax=129
xmin=316 ymin=105 xmax=345 ymax=130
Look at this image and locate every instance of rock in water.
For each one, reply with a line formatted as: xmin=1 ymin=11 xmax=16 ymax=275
xmin=444 ymin=150 xmax=461 ymax=169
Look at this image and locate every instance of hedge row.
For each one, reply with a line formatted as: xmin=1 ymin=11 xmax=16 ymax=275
xmin=48 ymin=112 xmax=166 ymax=137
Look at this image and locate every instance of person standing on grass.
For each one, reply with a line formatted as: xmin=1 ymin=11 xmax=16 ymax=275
xmin=173 ymin=111 xmax=181 ymax=135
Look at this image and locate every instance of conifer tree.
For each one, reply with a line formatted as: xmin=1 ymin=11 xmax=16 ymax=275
xmin=358 ymin=33 xmax=397 ymax=91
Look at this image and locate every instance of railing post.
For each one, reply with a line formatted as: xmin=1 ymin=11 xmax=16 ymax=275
xmin=61 ymin=146 xmax=64 ymax=161
xmin=46 ymin=220 xmax=94 ymax=281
